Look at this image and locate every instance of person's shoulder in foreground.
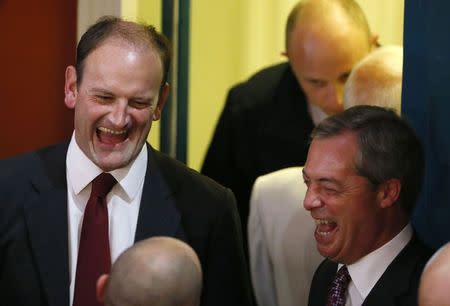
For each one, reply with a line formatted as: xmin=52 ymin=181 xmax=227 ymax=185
xmin=419 ymin=242 xmax=450 ymax=306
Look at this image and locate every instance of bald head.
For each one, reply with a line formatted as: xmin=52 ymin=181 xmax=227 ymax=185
xmin=285 ymin=0 xmax=375 ymax=116
xmin=285 ymin=0 xmax=372 ymax=50
xmin=100 ymin=237 xmax=202 ymax=306
xmin=419 ymin=243 xmax=450 ymax=306
xmin=344 ymin=45 xmax=403 ymax=113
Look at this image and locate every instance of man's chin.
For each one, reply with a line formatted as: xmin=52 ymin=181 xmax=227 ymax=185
xmin=94 ymin=155 xmax=132 ymax=172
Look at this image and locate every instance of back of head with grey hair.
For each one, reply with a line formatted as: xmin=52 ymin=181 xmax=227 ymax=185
xmin=104 ymin=237 xmax=202 ymax=306
xmin=312 ymin=105 xmax=424 ymax=215
xmin=344 ymin=45 xmax=403 ymax=113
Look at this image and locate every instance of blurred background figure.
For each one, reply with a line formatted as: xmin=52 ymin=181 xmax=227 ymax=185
xmin=97 ymin=237 xmax=202 ymax=306
xmin=248 ymin=45 xmax=403 ymax=306
xmin=344 ymin=45 xmax=403 ymax=113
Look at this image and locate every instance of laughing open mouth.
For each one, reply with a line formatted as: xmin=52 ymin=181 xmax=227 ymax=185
xmin=97 ymin=127 xmax=128 ymax=145
xmin=315 ymin=218 xmax=338 ymax=236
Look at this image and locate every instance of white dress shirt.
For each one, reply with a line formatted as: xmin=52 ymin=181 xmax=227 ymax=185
xmin=66 ymin=134 xmax=147 ymax=306
xmin=342 ymin=223 xmax=413 ymax=306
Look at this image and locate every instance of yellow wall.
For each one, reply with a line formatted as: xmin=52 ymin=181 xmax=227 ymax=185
xmin=122 ymin=0 xmax=162 ymax=150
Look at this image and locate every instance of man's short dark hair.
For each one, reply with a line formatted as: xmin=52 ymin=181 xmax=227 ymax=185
xmin=311 ymin=105 xmax=424 ymax=215
xmin=76 ymin=16 xmax=172 ymax=89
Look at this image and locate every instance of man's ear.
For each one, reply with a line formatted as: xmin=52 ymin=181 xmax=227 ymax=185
xmin=377 ymin=178 xmax=401 ymax=209
xmin=96 ymin=274 xmax=109 ymax=303
xmin=64 ymin=65 xmax=78 ymax=109
xmin=152 ymin=82 xmax=170 ymax=121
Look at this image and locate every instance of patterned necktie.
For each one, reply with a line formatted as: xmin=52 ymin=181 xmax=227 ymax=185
xmin=326 ymin=265 xmax=351 ymax=306
xmin=73 ymin=173 xmax=117 ymax=306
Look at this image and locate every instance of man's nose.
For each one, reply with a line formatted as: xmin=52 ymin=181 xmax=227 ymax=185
xmin=326 ymin=83 xmax=344 ymax=113
xmin=109 ymin=100 xmax=129 ymax=128
xmin=303 ymin=186 xmax=322 ymax=211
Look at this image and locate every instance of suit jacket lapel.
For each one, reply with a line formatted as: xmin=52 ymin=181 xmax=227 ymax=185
xmin=23 ymin=143 xmax=70 ymax=306
xmin=310 ymin=260 xmax=337 ymax=306
xmin=363 ymin=235 xmax=427 ymax=306
xmin=135 ymin=145 xmax=182 ymax=242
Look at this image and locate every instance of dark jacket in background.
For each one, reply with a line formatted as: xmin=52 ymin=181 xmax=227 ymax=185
xmin=201 ymin=62 xmax=314 ymax=251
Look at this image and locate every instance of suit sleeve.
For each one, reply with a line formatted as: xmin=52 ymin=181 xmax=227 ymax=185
xmin=248 ymin=178 xmax=278 ymax=306
xmin=202 ymin=188 xmax=253 ymax=306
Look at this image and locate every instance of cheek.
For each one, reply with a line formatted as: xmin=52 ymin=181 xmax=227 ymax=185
xmin=301 ymin=84 xmax=326 ymax=101
xmin=132 ymin=110 xmax=153 ymax=130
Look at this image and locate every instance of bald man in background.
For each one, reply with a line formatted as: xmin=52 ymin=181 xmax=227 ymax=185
xmin=248 ymin=45 xmax=403 ymax=306
xmin=418 ymin=243 xmax=450 ymax=306
xmin=97 ymin=237 xmax=202 ymax=306
xmin=201 ymin=0 xmax=378 ymax=254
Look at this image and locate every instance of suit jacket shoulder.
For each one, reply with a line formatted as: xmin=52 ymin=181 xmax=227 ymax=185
xmin=363 ymin=235 xmax=432 ymax=306
xmin=0 ymin=143 xmax=70 ymax=306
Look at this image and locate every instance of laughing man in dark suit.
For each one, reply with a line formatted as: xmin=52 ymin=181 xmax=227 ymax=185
xmin=0 ymin=16 xmax=252 ymax=306
xmin=304 ymin=106 xmax=432 ymax=306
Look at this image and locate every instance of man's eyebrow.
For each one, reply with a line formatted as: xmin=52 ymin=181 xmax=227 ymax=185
xmin=317 ymin=177 xmax=340 ymax=185
xmin=90 ymin=88 xmax=114 ymax=95
xmin=302 ymin=169 xmax=340 ymax=185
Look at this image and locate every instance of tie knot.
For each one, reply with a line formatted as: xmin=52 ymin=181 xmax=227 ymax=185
xmin=335 ymin=265 xmax=350 ymax=285
xmin=327 ymin=265 xmax=351 ymax=306
xmin=91 ymin=173 xmax=117 ymax=198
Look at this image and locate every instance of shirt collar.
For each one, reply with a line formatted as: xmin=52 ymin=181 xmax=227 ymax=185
xmin=66 ymin=133 xmax=148 ymax=201
xmin=307 ymin=101 xmax=329 ymax=126
xmin=342 ymin=223 xmax=413 ymax=300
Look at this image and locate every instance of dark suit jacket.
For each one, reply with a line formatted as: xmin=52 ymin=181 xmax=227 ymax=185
xmin=201 ymin=63 xmax=314 ymax=250
xmin=0 ymin=142 xmax=253 ymax=306
xmin=308 ymin=235 xmax=432 ymax=306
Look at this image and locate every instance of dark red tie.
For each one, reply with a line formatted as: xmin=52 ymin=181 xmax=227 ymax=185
xmin=326 ymin=265 xmax=351 ymax=306
xmin=73 ymin=173 xmax=117 ymax=306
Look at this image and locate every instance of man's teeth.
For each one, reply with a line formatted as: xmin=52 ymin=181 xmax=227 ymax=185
xmin=316 ymin=219 xmax=334 ymax=236
xmin=315 ymin=219 xmax=332 ymax=225
xmin=98 ymin=127 xmax=127 ymax=135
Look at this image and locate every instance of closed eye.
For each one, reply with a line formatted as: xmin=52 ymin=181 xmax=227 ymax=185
xmin=95 ymin=95 xmax=113 ymax=102
xmin=307 ymin=79 xmax=327 ymax=88
xmin=130 ymin=99 xmax=152 ymax=109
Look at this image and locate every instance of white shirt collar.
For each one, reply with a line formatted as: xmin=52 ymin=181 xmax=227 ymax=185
xmin=66 ymin=132 xmax=147 ymax=201
xmin=341 ymin=223 xmax=413 ymax=301
xmin=307 ymin=101 xmax=329 ymax=126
